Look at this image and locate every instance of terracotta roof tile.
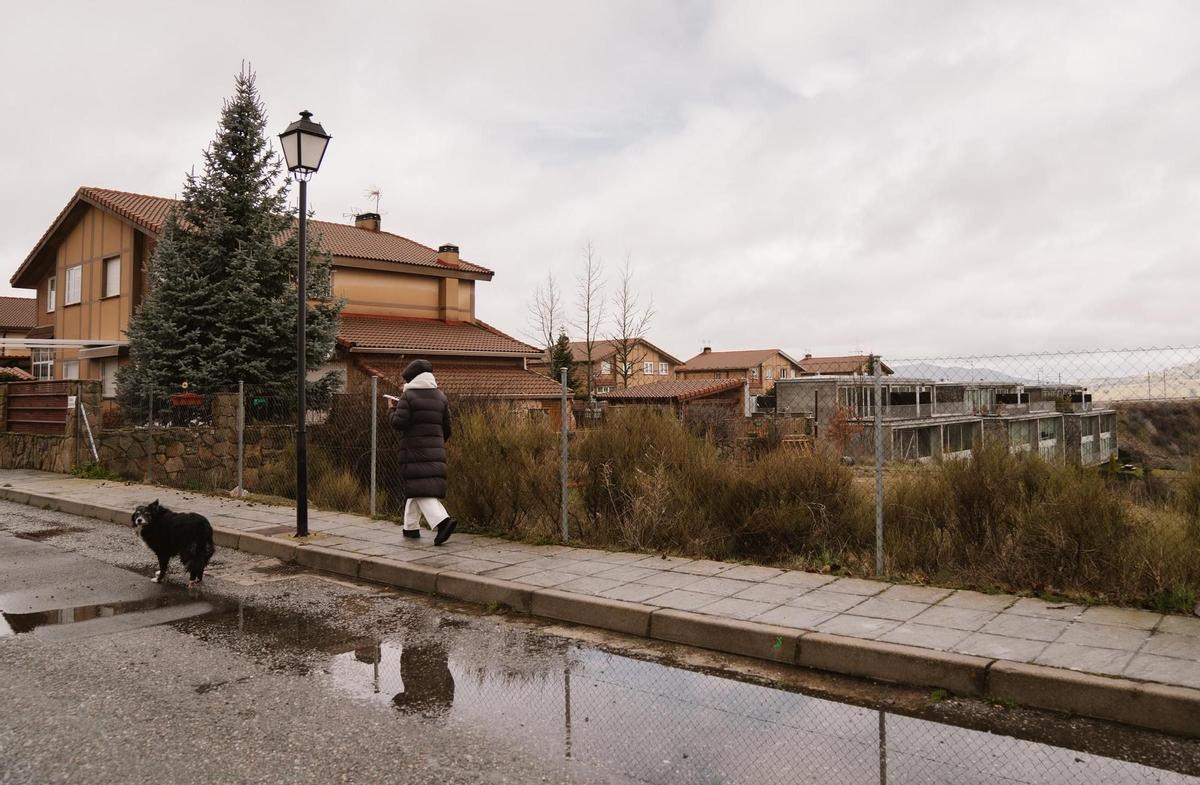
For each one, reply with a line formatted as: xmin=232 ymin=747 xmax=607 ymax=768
xmin=680 ymin=348 xmax=800 ymax=372
xmin=559 ymin=338 xmax=682 ymax=365
xmin=598 ymin=378 xmax=745 ymax=402
xmin=360 ymin=360 xmax=564 ymax=399
xmin=337 ymin=314 xmax=539 ymax=356
xmin=0 ymin=366 xmax=34 ymax=380
xmin=14 ymin=187 xmax=491 ymax=286
xmin=0 ymin=296 xmax=37 ymax=329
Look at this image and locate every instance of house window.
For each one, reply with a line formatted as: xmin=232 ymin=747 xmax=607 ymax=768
xmin=765 ymin=368 xmax=774 ymax=380
xmin=32 ymin=349 xmax=54 ymax=380
xmin=597 ymin=386 xmax=611 ymax=394
xmin=63 ymin=360 xmax=79 ymax=380
xmin=750 ymin=368 xmax=759 ymax=380
xmin=779 ymin=368 xmax=788 ymax=380
xmin=643 ymin=361 xmax=654 ymax=376
xmin=600 ymin=361 xmax=611 ymax=376
xmin=659 ymin=362 xmax=668 ymax=375
xmin=101 ymin=359 xmax=118 ymax=398
xmin=64 ymin=265 xmax=82 ymax=305
xmin=47 ymin=276 xmax=57 ymax=312
xmin=103 ymin=256 xmax=121 ymax=298
xmin=623 ymin=362 xmax=632 ymax=376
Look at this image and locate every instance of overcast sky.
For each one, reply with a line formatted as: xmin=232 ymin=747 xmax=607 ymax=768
xmin=3 ymin=1 xmax=1199 ymax=361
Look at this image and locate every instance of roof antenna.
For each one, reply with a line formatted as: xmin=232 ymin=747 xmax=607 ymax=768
xmin=365 ymin=187 xmax=382 ymax=214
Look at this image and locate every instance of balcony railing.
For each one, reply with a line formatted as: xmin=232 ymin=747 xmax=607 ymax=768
xmin=851 ymin=398 xmax=1093 ymax=422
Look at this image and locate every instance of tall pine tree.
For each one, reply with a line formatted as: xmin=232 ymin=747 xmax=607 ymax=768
xmin=120 ymin=66 xmax=341 ymax=399
xmin=549 ymin=330 xmax=577 ymax=391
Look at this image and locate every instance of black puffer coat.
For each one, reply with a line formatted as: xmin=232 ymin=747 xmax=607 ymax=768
xmin=389 ymin=384 xmax=453 ymax=499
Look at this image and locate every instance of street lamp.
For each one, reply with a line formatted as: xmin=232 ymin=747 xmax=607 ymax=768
xmin=279 ymin=110 xmax=331 ymax=538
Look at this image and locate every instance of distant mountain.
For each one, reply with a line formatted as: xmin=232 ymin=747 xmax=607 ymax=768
xmin=890 ymin=364 xmax=1025 ymax=383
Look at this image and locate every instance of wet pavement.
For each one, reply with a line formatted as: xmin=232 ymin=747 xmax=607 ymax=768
xmin=1 ymin=501 xmax=1198 ymax=785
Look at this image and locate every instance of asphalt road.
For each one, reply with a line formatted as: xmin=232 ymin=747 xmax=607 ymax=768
xmin=1 ymin=501 xmax=1197 ymax=785
xmin=0 ymin=506 xmax=628 ymax=785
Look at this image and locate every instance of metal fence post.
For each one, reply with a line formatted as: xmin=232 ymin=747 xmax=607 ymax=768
xmin=873 ymin=354 xmax=884 ymax=576
xmin=237 ymin=380 xmax=245 ymax=496
xmin=370 ymin=375 xmax=378 ymax=517
xmin=560 ymin=367 xmax=570 ymax=543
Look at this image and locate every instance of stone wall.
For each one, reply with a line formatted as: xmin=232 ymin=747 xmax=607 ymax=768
xmin=98 ymin=392 xmax=291 ymax=490
xmin=0 ymin=432 xmax=77 ymax=473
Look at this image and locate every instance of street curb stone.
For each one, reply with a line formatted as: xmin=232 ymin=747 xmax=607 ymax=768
xmin=531 ymin=588 xmax=652 ymax=637
xmin=5 ymin=482 xmax=1200 ymax=739
xmin=359 ymin=559 xmax=439 ymax=594
xmin=799 ymin=632 xmax=991 ymax=697
xmin=649 ymin=609 xmax=800 ymax=664
xmin=987 ymin=661 xmax=1200 ymax=738
xmin=437 ymin=572 xmax=533 ymax=613
xmin=294 ymin=545 xmax=362 ymax=578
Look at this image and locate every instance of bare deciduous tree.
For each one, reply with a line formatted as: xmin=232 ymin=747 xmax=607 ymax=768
xmin=608 ymin=254 xmax=654 ymax=389
xmin=527 ymin=271 xmax=563 ymax=353
xmin=571 ymin=241 xmax=605 ymax=400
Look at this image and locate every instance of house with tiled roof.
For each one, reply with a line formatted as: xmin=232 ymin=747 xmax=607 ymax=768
xmin=676 ymin=346 xmax=805 ymax=394
xmin=528 ymin=337 xmax=682 ymax=393
xmin=0 ymin=296 xmax=37 ymax=372
xmin=8 ymin=187 xmax=560 ymax=411
xmin=798 ymin=354 xmax=893 ymax=376
xmin=597 ymin=377 xmax=747 ymax=416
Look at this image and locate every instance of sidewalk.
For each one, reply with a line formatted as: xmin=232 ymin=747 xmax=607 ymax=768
xmin=2 ymin=468 xmax=1198 ymax=737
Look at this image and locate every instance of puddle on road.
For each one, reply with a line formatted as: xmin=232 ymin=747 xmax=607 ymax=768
xmin=2 ymin=591 xmax=208 ymax=636
xmin=171 ymin=599 xmax=1200 ymax=785
xmin=13 ymin=526 xmax=91 ymax=542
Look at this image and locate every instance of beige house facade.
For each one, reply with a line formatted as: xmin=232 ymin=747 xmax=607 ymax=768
xmin=676 ymin=347 xmax=805 ymax=394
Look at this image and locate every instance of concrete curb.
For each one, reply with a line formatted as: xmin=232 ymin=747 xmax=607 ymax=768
xmin=7 ymin=484 xmax=1200 ymax=739
xmin=798 ymin=632 xmax=991 ymax=697
xmin=649 ymin=608 xmax=800 ymax=664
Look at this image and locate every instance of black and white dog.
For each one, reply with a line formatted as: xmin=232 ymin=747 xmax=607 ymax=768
xmin=131 ymin=500 xmax=216 ymax=587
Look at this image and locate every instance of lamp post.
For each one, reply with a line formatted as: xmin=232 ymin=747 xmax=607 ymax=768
xmin=278 ymin=110 xmax=330 ymax=538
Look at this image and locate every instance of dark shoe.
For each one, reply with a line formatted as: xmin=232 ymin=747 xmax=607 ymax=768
xmin=402 ymin=529 xmax=421 ymax=539
xmin=433 ymin=517 xmax=457 ymax=546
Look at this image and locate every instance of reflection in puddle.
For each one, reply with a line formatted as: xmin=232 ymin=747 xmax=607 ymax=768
xmin=2 ymin=593 xmax=199 ymax=635
xmin=325 ymin=639 xmax=1199 ymax=785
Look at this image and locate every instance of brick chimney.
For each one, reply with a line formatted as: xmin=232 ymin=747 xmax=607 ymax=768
xmin=702 ymin=346 xmax=712 ymax=354
xmin=437 ymin=244 xmax=460 ymax=268
xmin=354 ymin=212 xmax=381 ymax=232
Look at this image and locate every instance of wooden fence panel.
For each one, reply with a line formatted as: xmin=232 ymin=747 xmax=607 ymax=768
xmin=5 ymin=381 xmax=70 ymax=435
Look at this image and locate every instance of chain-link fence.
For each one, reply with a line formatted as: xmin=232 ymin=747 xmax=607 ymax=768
xmin=95 ymin=345 xmax=1200 ymax=608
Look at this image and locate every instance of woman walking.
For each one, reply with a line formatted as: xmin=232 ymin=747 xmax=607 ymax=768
xmin=387 ymin=359 xmax=457 ymax=545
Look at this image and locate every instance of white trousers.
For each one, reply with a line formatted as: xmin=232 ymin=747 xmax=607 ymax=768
xmin=403 ymin=497 xmax=449 ymax=531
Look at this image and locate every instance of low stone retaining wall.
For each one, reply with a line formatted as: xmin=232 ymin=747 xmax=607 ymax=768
xmin=97 ymin=424 xmax=291 ymax=488
xmin=0 ymin=432 xmax=77 ymax=473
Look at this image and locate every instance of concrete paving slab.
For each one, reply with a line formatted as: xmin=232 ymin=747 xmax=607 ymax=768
xmin=478 ymin=563 xmax=546 ymax=582
xmin=788 ymin=589 xmax=867 ymax=614
xmin=910 ymin=605 xmax=997 ymax=632
xmin=516 ymin=570 xmax=578 ymax=588
xmin=685 ymin=575 xmax=759 ymax=597
xmin=435 ymin=572 xmax=532 ymax=613
xmin=980 ymin=613 xmax=1069 ymax=643
xmin=798 ymin=633 xmax=990 ymax=696
xmin=847 ymin=597 xmax=928 ymax=622
xmin=953 ymin=632 xmax=1048 ymax=662
xmin=718 ymin=565 xmax=784 ymax=582
xmin=541 ymin=558 xmax=615 ymax=577
xmin=1140 ymin=632 xmax=1200 ymax=662
xmin=591 ymin=564 xmax=660 ymax=583
xmin=638 ymin=570 xmax=705 ymax=590
xmin=1157 ymin=615 xmax=1200 ymax=638
xmin=815 ymin=614 xmax=900 ymax=640
xmin=879 ymin=622 xmax=971 ymax=652
xmin=1034 ymin=642 xmax=1134 ymax=677
xmin=877 ymin=584 xmax=953 ymax=604
xmin=752 ymin=605 xmax=836 ymax=630
xmin=933 ymin=588 xmax=1014 ymax=613
xmin=669 ymin=559 xmax=732 ymax=576
xmin=596 ymin=582 xmax=671 ymax=604
xmin=530 ymin=589 xmax=652 ymax=637
xmin=765 ymin=571 xmax=836 ymax=590
xmin=822 ymin=577 xmax=887 ymax=596
xmin=555 ymin=576 xmax=626 ymax=596
xmin=646 ymin=589 xmax=720 ymax=612
xmin=730 ymin=582 xmax=807 ymax=605
xmin=649 ymin=610 xmax=798 ymax=664
xmin=1057 ymin=621 xmax=1151 ymax=652
xmin=695 ymin=596 xmax=778 ymax=621
xmin=1006 ymin=597 xmax=1085 ymax=621
xmin=1123 ymin=653 xmax=1200 ymax=690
